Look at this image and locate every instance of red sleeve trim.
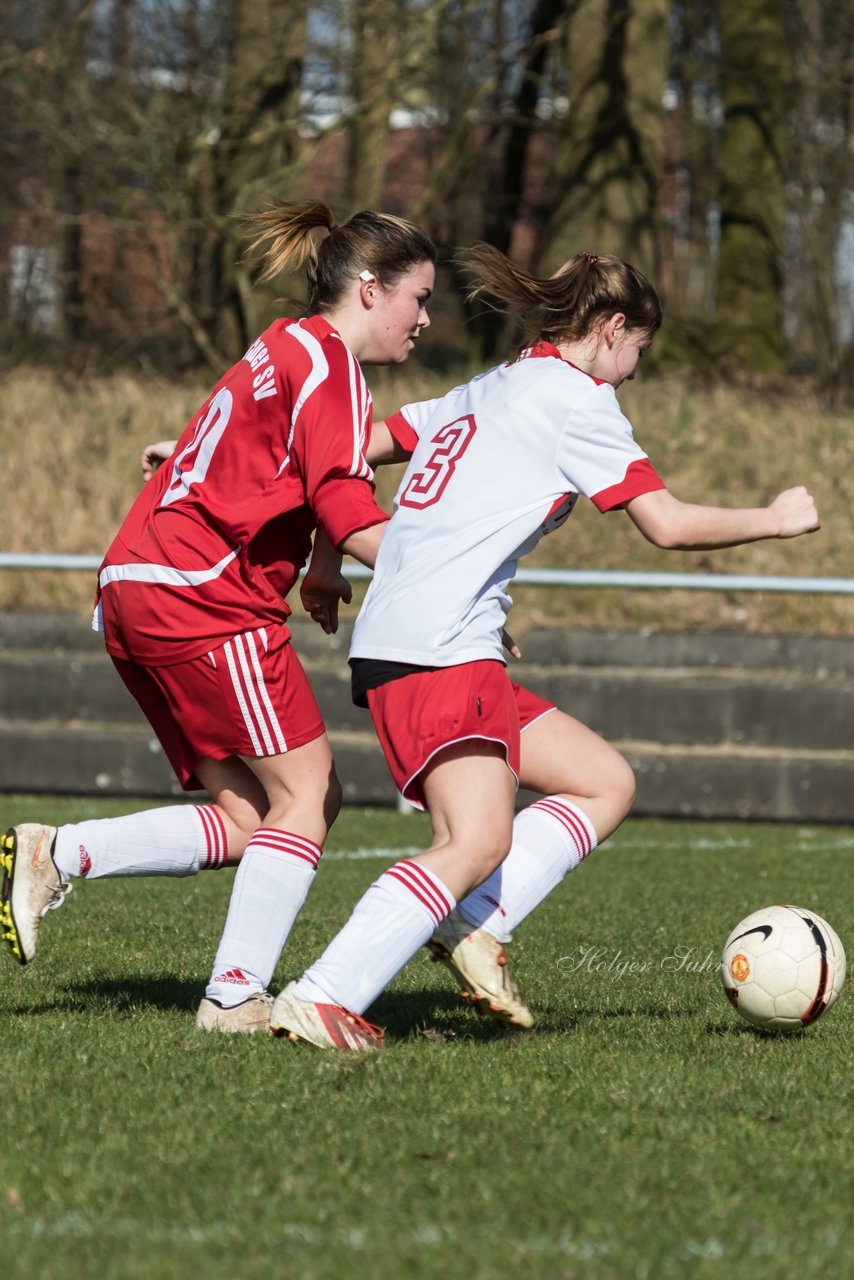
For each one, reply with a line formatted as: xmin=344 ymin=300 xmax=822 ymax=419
xmin=312 ymin=476 xmax=389 ymax=550
xmin=386 ymin=410 xmax=419 ymax=453
xmin=592 ymin=457 xmax=667 ymax=513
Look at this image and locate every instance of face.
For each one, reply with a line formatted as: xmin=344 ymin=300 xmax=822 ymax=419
xmin=362 ymin=260 xmax=435 ymax=364
xmin=590 ymin=316 xmax=653 ymax=387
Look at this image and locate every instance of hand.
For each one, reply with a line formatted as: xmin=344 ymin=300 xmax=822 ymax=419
xmin=769 ymin=486 xmax=820 ymax=538
xmin=141 ymin=440 xmax=177 ymax=481
xmin=502 ymin=628 xmax=522 ymax=660
xmin=300 ymin=569 xmax=353 ymax=635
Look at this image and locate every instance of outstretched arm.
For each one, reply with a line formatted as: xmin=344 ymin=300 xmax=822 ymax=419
xmin=625 ymin=486 xmax=820 ymax=550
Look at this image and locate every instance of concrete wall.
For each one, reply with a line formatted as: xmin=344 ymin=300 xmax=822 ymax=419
xmin=1 ymin=610 xmax=852 ymax=822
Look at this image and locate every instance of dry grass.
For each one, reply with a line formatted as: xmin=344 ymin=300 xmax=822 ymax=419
xmin=2 ymin=367 xmax=210 ymax=609
xmin=2 ymin=362 xmax=852 ymax=634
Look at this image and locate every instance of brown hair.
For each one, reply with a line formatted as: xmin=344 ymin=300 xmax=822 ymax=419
xmin=460 ymin=244 xmax=662 ymax=345
xmin=244 ymin=200 xmax=437 ymax=312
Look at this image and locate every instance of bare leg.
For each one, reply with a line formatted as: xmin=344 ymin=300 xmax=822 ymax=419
xmin=433 ymin=713 xmax=636 ymax=1026
xmin=518 ymin=708 xmax=636 ymax=840
xmin=286 ymin=742 xmax=517 ymax=1021
xmin=413 ymin=741 xmax=517 ymax=898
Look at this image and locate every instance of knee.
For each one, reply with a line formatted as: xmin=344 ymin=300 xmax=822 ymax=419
xmin=282 ymin=768 xmax=343 ymax=836
xmin=613 ymin=753 xmax=637 ymax=817
xmin=263 ymin=771 xmax=343 ymax=842
xmin=323 ymin=771 xmax=344 ymax=827
xmin=221 ymin=816 xmax=257 ymax=862
xmin=467 ymin=818 xmax=515 ymax=885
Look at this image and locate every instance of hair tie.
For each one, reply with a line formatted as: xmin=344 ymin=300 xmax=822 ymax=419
xmin=581 ymin=252 xmax=598 ymax=264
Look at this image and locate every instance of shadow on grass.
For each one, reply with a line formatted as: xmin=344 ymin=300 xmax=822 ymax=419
xmin=365 ymin=987 xmax=532 ymax=1043
xmin=7 ymin=974 xmax=202 ymax=1017
xmin=9 ymin=980 xmax=527 ymax=1041
xmin=704 ymin=1019 xmax=797 ymax=1040
xmin=9 ymin=977 xmax=735 ymax=1051
xmin=527 ymin=1003 xmax=697 ymax=1033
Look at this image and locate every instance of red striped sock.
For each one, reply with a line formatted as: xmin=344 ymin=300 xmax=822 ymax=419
xmin=459 ymin=797 xmax=598 ymax=941
xmin=52 ymin=804 xmax=223 ymax=881
xmin=195 ymin=805 xmax=229 ymax=869
xmin=296 ymin=859 xmax=456 ymax=1015
xmin=206 ymin=828 xmax=323 ymax=1003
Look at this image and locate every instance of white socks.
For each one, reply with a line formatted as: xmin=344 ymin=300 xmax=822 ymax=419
xmin=288 ymin=802 xmax=594 ymax=1017
xmin=206 ymin=829 xmax=322 ymax=1006
xmin=296 ymin=859 xmax=456 ymax=1015
xmin=458 ymin=797 xmax=598 ymax=942
xmin=52 ymin=804 xmax=228 ymax=881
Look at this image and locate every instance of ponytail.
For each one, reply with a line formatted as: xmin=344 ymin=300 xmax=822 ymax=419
xmin=460 ymin=243 xmax=661 ymax=344
xmin=245 ymin=200 xmax=437 ymax=312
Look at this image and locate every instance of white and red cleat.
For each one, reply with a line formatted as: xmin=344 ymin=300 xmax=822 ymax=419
xmin=270 ymin=981 xmax=385 ymax=1051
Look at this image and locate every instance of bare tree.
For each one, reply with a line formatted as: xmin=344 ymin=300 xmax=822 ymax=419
xmin=211 ymin=0 xmax=309 ymax=353
xmin=4 ymin=0 xmax=853 ymax=386
xmin=543 ymin=0 xmax=670 ymax=275
xmin=711 ymin=0 xmax=792 ymax=371
xmin=783 ymin=0 xmax=854 ymax=386
xmin=342 ymin=0 xmax=398 ymax=209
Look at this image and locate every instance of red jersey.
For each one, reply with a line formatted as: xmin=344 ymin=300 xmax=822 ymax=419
xmin=95 ymin=316 xmax=386 ymax=665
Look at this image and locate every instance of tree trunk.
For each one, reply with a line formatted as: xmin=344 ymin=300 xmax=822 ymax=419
xmin=783 ymin=0 xmax=853 ymax=385
xmin=212 ymin=0 xmax=308 ymax=354
xmin=544 ymin=0 xmax=669 ymax=276
xmin=476 ymin=0 xmax=576 ymax=358
xmin=711 ymin=0 xmax=792 ymax=371
xmin=345 ymin=0 xmax=397 ymax=211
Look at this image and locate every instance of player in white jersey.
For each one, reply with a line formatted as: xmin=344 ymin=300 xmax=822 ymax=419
xmin=269 ymin=245 xmax=820 ymax=1050
xmin=1 ymin=201 xmax=434 ymax=1040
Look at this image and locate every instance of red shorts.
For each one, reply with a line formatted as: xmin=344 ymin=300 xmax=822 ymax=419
xmin=113 ymin=624 xmax=325 ymax=791
xmin=365 ymin=660 xmax=555 ymax=810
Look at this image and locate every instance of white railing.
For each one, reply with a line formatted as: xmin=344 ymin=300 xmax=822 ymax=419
xmin=1 ymin=551 xmax=853 ymax=595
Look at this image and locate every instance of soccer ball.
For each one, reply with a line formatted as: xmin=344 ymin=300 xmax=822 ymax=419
xmin=720 ymin=905 xmax=846 ymax=1032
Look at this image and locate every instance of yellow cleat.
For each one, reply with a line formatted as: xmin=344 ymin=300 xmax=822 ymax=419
xmin=1 ymin=825 xmax=69 ymax=966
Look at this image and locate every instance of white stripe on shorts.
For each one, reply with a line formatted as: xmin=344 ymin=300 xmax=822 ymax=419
xmin=242 ymin=631 xmax=287 ymax=754
xmin=222 ymin=633 xmax=287 ymax=757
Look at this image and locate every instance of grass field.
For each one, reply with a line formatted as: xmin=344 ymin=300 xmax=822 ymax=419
xmin=1 ymin=796 xmax=851 ymax=1279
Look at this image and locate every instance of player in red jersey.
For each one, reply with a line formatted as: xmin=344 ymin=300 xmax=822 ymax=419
xmin=268 ymin=246 xmax=820 ymax=1050
xmin=0 ymin=201 xmax=435 ymax=1035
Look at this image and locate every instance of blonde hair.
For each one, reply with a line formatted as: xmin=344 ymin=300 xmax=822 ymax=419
xmin=245 ymin=200 xmax=436 ymax=311
xmin=460 ymin=243 xmax=661 ymax=344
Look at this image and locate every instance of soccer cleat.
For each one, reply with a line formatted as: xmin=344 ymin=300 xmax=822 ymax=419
xmin=195 ymin=991 xmax=274 ymax=1034
xmin=427 ymin=907 xmax=535 ymax=1029
xmin=269 ymin=981 xmax=385 ymax=1051
xmin=1 ymin=824 xmax=70 ymax=966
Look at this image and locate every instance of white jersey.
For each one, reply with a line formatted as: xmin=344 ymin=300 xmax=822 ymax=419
xmin=350 ymin=341 xmax=665 ymax=668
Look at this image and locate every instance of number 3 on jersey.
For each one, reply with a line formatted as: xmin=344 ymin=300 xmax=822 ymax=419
xmin=399 ymin=414 xmax=477 ymax=509
xmin=160 ymin=388 xmax=233 ymax=509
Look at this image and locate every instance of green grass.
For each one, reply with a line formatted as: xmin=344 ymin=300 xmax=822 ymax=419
xmin=1 ymin=797 xmax=852 ymax=1279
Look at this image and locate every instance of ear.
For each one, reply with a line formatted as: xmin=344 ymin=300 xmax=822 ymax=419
xmin=604 ymin=312 xmax=627 ymax=346
xmin=359 ymin=270 xmax=377 ymax=308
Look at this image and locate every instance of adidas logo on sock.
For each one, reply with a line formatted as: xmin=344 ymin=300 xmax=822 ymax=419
xmin=213 ymin=968 xmax=251 ymax=985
